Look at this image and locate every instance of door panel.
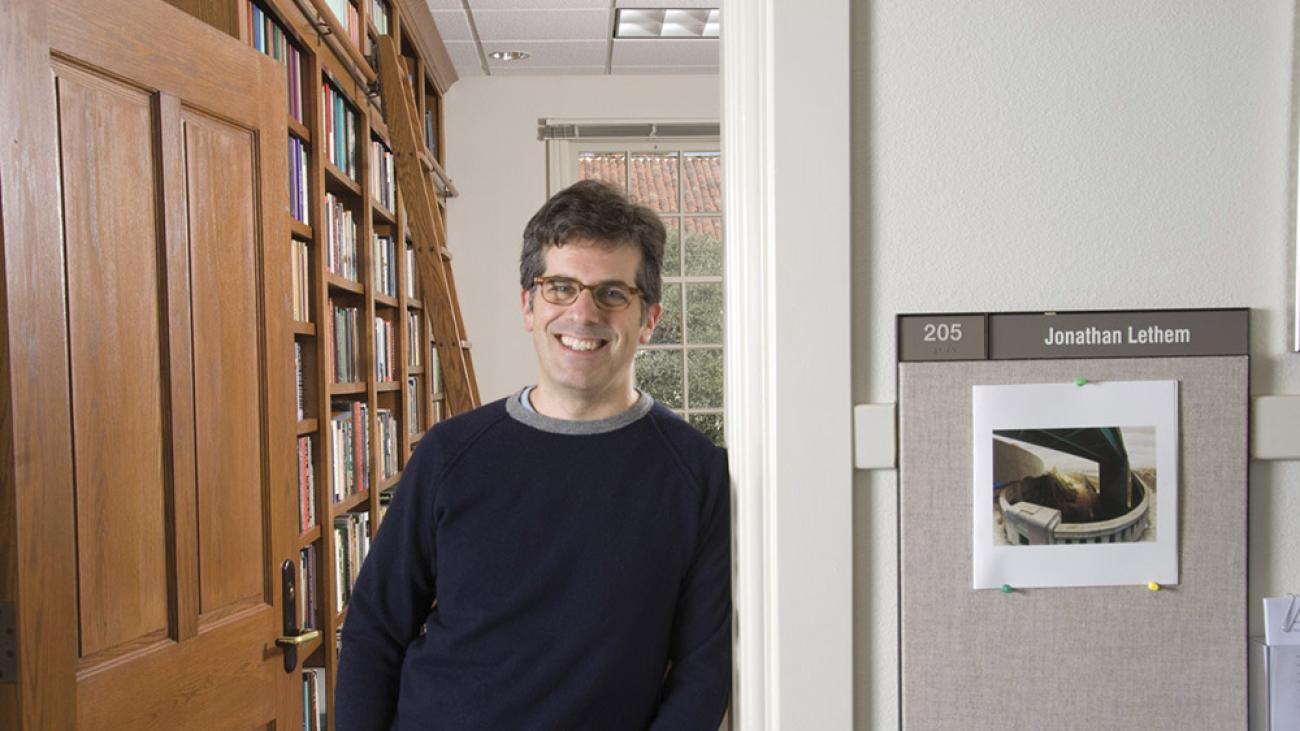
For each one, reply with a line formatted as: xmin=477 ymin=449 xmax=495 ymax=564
xmin=184 ymin=111 xmax=270 ymax=617
xmin=54 ymin=61 xmax=173 ymax=661
xmin=33 ymin=0 xmax=296 ymax=727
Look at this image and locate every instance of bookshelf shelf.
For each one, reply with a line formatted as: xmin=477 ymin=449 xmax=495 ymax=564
xmin=288 ymin=115 xmax=311 ymax=141
xmin=298 ymin=417 xmax=319 ymax=435
xmin=299 ymin=524 xmax=322 ymax=545
xmin=372 ymin=202 xmax=396 ymax=224
xmin=407 ymin=298 xmax=423 ymax=310
xmin=293 ymin=321 xmax=317 ymax=336
xmin=328 ymin=382 xmax=367 ymax=395
xmin=290 ymin=219 xmax=313 ymax=240
xmin=326 ymin=273 xmax=364 ymax=295
xmin=374 ymin=292 xmax=398 ymax=309
xmin=332 ymin=489 xmax=369 ymax=516
xmin=408 ymin=365 xmax=424 ymax=375
xmin=324 ymin=161 xmax=362 ymax=197
xmin=377 ymin=473 xmax=400 ymax=492
xmin=376 ymin=380 xmax=399 ymax=392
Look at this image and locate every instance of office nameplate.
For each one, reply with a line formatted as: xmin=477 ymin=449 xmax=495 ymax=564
xmin=988 ymin=310 xmax=1248 ymax=359
xmin=898 ymin=314 xmax=987 ymax=361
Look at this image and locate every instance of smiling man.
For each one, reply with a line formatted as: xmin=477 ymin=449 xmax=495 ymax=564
xmin=336 ymin=180 xmax=732 ymax=730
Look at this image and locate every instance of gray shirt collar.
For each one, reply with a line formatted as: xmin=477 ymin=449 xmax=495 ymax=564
xmin=505 ymin=387 xmax=653 ymax=435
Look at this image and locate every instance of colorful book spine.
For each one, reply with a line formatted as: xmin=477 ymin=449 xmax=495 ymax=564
xmin=298 ymin=436 xmax=316 ymax=532
xmin=324 ymin=193 xmax=358 ymax=281
xmin=322 ymin=79 xmax=357 ymax=179
xmin=289 ymin=136 xmax=308 ymax=224
xmin=245 ymin=2 xmax=303 ymax=122
xmin=370 ymin=139 xmax=395 ymax=212
xmin=291 ymin=238 xmax=311 ymax=320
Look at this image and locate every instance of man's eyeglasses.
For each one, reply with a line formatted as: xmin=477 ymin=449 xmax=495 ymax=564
xmin=533 ymin=276 xmax=642 ymax=312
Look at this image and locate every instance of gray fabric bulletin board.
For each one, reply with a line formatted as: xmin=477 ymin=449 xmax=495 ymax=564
xmin=899 ymin=357 xmax=1248 ymax=730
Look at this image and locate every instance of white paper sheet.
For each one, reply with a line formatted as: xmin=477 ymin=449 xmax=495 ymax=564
xmin=972 ymin=380 xmax=1179 ymax=589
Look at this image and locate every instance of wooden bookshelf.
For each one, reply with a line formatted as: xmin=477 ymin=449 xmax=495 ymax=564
xmin=160 ymin=0 xmax=463 ymax=728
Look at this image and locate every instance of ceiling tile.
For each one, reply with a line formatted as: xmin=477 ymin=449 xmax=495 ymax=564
xmin=471 ymin=9 xmax=611 ymax=41
xmin=611 ymin=38 xmax=718 ymax=66
xmin=484 ymin=40 xmax=608 ymax=68
xmin=614 ymin=0 xmax=718 ymax=8
xmin=424 ymin=0 xmax=465 ymax=10
xmin=490 ymin=66 xmax=606 ymax=76
xmin=611 ymin=65 xmax=718 ymax=75
xmin=431 ymin=10 xmax=473 ymax=42
xmin=469 ymin=0 xmax=609 ymax=9
xmin=443 ymin=41 xmax=486 ymax=76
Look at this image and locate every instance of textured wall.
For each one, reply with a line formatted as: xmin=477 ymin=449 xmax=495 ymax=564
xmin=853 ymin=2 xmax=1300 ymax=727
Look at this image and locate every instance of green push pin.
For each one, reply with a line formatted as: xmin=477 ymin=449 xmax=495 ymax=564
xmin=1074 ymin=378 xmax=1088 ymax=387
xmin=1000 ymin=584 xmax=1013 ymax=594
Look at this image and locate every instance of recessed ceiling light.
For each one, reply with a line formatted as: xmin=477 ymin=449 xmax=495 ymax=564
xmin=615 ymin=8 xmax=720 ymax=39
xmin=488 ymin=50 xmax=531 ymax=61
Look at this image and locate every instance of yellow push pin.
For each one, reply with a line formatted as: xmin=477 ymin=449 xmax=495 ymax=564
xmin=1147 ymin=581 xmax=1160 ymax=592
xmin=1075 ymin=377 xmax=1088 ymax=387
xmin=1000 ymin=584 xmax=1013 ymax=594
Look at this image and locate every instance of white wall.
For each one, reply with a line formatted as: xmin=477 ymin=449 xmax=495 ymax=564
xmin=443 ymin=74 xmax=721 ymax=402
xmin=855 ymin=1 xmax=1300 ymax=728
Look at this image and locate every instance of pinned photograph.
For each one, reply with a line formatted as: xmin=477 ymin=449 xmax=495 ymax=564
xmin=972 ymin=381 xmax=1178 ymax=589
xmin=992 ymin=426 xmax=1156 ymax=547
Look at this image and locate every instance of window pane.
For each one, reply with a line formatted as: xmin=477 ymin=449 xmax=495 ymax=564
xmin=684 ymin=217 xmax=722 ymax=277
xmin=687 ymin=348 xmax=723 ymax=409
xmin=685 ymin=282 xmax=723 ymax=344
xmin=652 ymin=282 xmax=681 ymax=345
xmin=662 ymin=216 xmax=681 ymax=277
xmin=578 ymin=152 xmax=626 ymax=192
xmin=636 ymin=349 xmax=683 ymax=408
xmin=630 ymin=152 xmax=679 ymax=213
xmin=689 ymin=413 xmax=725 ymax=446
xmin=682 ymin=152 xmax=721 ymax=213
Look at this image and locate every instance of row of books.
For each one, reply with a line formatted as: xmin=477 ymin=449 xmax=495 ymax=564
xmin=302 ymin=668 xmax=326 ymax=731
xmin=326 ymin=304 xmax=361 ymax=384
xmin=324 ymin=193 xmax=359 ymax=281
xmin=405 ymin=247 xmax=418 ymax=298
xmin=430 ymin=338 xmax=442 ymax=394
xmin=291 ymin=238 xmax=311 ymax=321
xmin=370 ymin=139 xmax=395 ymax=212
xmin=377 ymin=407 xmax=398 ymax=481
xmin=330 ymin=401 xmax=370 ymax=501
xmin=245 ymin=1 xmax=304 ymax=123
xmin=406 ymin=375 xmax=422 ymax=435
xmin=295 ymin=341 xmax=306 ymax=420
xmin=298 ymin=544 xmax=319 ymax=630
xmin=322 ymin=78 xmax=358 ymax=179
xmin=289 ymin=136 xmax=309 ymax=224
xmin=324 ymin=0 xmax=362 ymax=50
xmin=374 ymin=235 xmax=398 ymax=298
xmin=375 ymin=316 xmax=396 ymax=382
xmin=334 ymin=512 xmax=371 ymax=613
xmin=370 ymin=0 xmax=389 ymax=34
xmin=406 ymin=311 xmax=422 ymax=368
xmin=298 ymin=435 xmax=317 ymax=532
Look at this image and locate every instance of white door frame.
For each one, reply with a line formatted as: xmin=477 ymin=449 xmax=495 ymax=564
xmin=722 ymin=0 xmax=854 ymax=728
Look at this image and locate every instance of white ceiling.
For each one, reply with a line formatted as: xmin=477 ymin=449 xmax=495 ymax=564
xmin=425 ymin=0 xmax=720 ymax=77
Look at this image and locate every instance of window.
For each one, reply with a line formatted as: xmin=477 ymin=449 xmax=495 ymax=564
xmin=558 ymin=139 xmax=724 ymax=445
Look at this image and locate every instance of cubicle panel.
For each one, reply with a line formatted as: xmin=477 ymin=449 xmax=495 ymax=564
xmin=899 ymin=356 xmax=1247 ymax=730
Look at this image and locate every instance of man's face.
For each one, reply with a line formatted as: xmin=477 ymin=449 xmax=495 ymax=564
xmin=521 ymin=239 xmax=660 ymax=409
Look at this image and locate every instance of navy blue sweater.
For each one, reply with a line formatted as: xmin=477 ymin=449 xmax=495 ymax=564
xmin=336 ymin=393 xmax=731 ymax=730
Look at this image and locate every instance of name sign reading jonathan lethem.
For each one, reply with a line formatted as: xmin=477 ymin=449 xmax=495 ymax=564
xmin=898 ymin=309 xmax=1248 ymax=362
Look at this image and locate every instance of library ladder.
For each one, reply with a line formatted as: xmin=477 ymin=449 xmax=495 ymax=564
xmin=374 ymin=35 xmax=480 ymax=416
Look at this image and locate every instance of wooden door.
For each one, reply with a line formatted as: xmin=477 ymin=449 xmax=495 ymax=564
xmin=1 ymin=0 xmax=297 ymax=728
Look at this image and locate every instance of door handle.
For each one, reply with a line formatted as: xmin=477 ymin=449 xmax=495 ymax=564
xmin=279 ymin=558 xmax=318 ymax=673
